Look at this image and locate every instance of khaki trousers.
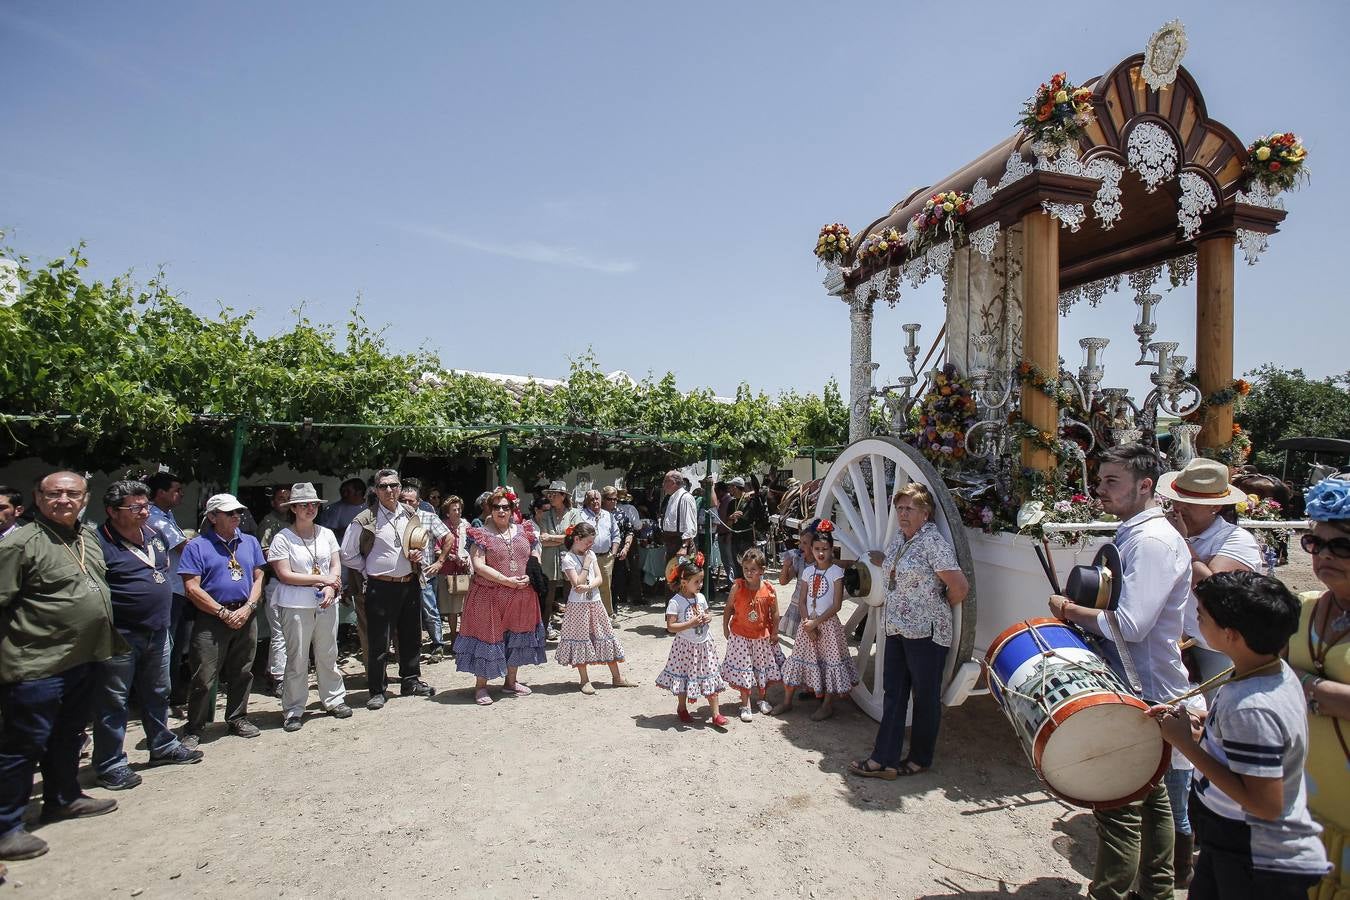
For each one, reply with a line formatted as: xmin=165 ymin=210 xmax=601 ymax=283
xmin=595 ymin=552 xmax=615 ymax=618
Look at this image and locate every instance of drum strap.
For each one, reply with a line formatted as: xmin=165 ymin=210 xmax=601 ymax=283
xmin=1103 ymin=610 xmax=1143 ymax=695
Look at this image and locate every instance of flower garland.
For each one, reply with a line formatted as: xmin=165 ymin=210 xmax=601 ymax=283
xmin=907 ymin=363 xmax=977 ymax=465
xmin=814 ymin=223 xmax=853 ymax=266
xmin=1017 ymin=482 xmax=1107 ymax=546
xmin=909 ymin=191 xmax=972 ymax=257
xmin=854 ymin=226 xmax=905 ymax=267
xmin=1200 ymin=423 xmax=1252 ymax=467
xmin=1235 ymin=491 xmax=1291 ymax=556
xmin=1245 ymin=133 xmax=1308 ymax=193
xmin=1018 ymin=72 xmax=1094 ymax=148
xmin=1015 ymin=361 xmax=1079 ymax=411
xmin=1183 ymin=377 xmax=1251 ymax=427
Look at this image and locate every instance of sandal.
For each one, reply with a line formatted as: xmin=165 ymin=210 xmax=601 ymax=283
xmin=610 ymin=678 xmax=638 ymax=688
xmin=710 ymin=714 xmax=729 ymax=728
xmin=474 ymin=689 xmax=493 ymax=706
xmin=504 ymin=682 xmax=532 ymax=696
xmin=677 ymin=707 xmax=694 ymax=723
xmin=580 ymin=682 xmax=596 ymax=695
xmin=848 ymin=759 xmax=898 ymax=780
xmin=897 ymin=761 xmax=929 ymax=777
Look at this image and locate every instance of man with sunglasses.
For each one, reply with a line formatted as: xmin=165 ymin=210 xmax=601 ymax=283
xmin=92 ymin=481 xmax=203 ymax=792
xmin=339 ymin=468 xmax=435 ymax=710
xmin=178 ymin=494 xmax=267 ymax=749
xmin=0 ymin=472 xmax=125 ymax=861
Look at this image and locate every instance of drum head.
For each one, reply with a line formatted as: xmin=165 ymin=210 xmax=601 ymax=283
xmin=1039 ymin=699 xmax=1165 ymax=806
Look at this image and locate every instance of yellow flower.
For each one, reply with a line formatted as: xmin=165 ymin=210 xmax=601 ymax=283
xmin=878 ymin=241 xmax=889 ymax=251
xmin=1054 ymin=90 xmax=1068 ymax=103
xmin=942 ymin=202 xmax=954 ymax=212
xmin=1256 ymin=146 xmax=1271 ymax=161
xmin=1236 ymin=500 xmax=1248 ymax=515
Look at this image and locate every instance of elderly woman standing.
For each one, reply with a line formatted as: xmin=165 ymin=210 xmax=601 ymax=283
xmin=1289 ymin=476 xmax=1350 ymax=900
xmin=436 ymin=496 xmax=472 ymax=652
xmin=454 ymin=487 xmax=546 ymax=705
xmin=851 ymin=482 xmax=967 ymax=778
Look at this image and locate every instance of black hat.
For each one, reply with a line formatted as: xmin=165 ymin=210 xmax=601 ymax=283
xmin=1064 ymin=543 xmax=1122 ymax=611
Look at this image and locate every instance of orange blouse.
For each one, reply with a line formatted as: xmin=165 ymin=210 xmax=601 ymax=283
xmin=729 ymin=579 xmax=777 ymax=640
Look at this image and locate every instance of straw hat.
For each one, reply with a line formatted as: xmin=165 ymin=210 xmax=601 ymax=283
xmin=283 ymin=482 xmax=321 ymax=505
xmin=1156 ymin=457 xmax=1246 ymax=506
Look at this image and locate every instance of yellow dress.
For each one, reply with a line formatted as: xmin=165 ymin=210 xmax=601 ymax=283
xmin=1290 ymin=590 xmax=1350 ymax=900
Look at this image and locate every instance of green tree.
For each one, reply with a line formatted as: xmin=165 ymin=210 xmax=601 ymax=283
xmin=1238 ymin=364 xmax=1350 ymax=471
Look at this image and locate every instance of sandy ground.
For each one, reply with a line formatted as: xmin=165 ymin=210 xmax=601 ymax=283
xmin=7 ymin=546 xmax=1323 ymax=899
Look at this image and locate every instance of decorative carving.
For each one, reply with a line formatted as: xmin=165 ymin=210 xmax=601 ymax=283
xmin=1127 ymin=121 xmax=1179 ymax=193
xmin=969 ymin=222 xmax=999 ymax=260
xmin=1177 ymin=172 xmax=1217 ymax=240
xmin=1141 ymin=19 xmax=1188 ymax=93
xmin=1236 ymin=180 xmax=1286 ymax=210
xmin=926 ymin=240 xmax=954 ymax=274
xmin=1041 ymin=200 xmax=1086 ymax=232
xmin=1059 ymin=285 xmax=1083 ymax=317
xmin=1167 ymin=253 xmax=1197 ymax=289
xmin=1036 ymin=143 xmax=1085 ymax=176
xmin=996 ymin=149 xmax=1034 ymax=191
xmin=1128 ymin=264 xmax=1164 ymax=295
xmin=1082 ymin=274 xmax=1122 ymax=308
xmin=970 ymin=176 xmax=995 ymax=208
xmin=1237 ymin=229 xmax=1269 ymax=266
xmin=822 ymin=267 xmax=848 ymax=296
xmin=903 ymin=254 xmax=929 ymax=289
xmin=1083 ymin=157 xmax=1125 ymax=229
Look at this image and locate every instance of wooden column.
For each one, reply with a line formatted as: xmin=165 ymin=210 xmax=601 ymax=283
xmin=1020 ymin=211 xmax=1060 ymax=473
xmin=1195 ymin=235 xmax=1235 ymax=451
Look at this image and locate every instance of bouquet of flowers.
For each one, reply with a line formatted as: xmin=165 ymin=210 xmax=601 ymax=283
xmin=907 ymin=363 xmax=978 ymax=466
xmin=1019 ymin=73 xmax=1094 ymax=147
xmin=1235 ymin=492 xmax=1291 ymax=558
xmin=1017 ymin=485 xmax=1106 ymax=546
xmin=814 ymin=223 xmax=853 ymax=266
xmin=909 ymin=191 xmax=973 ymax=256
xmin=854 ymin=226 xmax=905 ymax=267
xmin=1245 ymin=133 xmax=1308 ymax=192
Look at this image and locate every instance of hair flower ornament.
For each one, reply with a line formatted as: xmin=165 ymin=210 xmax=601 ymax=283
xmin=694 ymin=552 xmax=705 ymax=568
xmin=1305 ymin=476 xmax=1350 ymax=522
xmin=816 ymin=519 xmax=835 ymax=534
xmin=564 ymin=524 xmax=575 ymax=537
xmin=503 ymin=490 xmax=517 ymax=502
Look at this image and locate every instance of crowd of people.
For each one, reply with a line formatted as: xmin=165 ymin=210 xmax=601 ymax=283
xmin=0 ymin=456 xmax=1345 ymax=900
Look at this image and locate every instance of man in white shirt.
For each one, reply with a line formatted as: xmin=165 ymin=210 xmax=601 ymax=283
xmin=1049 ymin=444 xmax=1190 ymax=900
xmin=0 ymin=486 xmax=23 ymax=542
xmin=339 ymin=469 xmax=435 ymax=710
xmin=400 ymin=485 xmax=450 ymax=660
xmin=659 ymin=470 xmax=698 ymax=562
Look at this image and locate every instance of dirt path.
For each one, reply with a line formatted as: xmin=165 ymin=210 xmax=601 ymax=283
xmin=12 ymin=548 xmax=1321 ymax=898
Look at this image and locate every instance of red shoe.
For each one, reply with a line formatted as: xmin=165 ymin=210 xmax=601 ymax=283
xmin=710 ymin=714 xmax=729 ymax=728
xmin=677 ymin=707 xmax=694 ymax=723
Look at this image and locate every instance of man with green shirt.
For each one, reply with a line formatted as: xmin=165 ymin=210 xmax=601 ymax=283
xmin=0 ymin=471 xmax=126 ymax=860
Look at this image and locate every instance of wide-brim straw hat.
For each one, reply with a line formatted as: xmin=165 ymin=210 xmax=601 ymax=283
xmin=283 ymin=482 xmax=322 ymax=505
xmin=545 ymin=480 xmax=568 ymax=494
xmin=1156 ymin=457 xmax=1247 ymax=506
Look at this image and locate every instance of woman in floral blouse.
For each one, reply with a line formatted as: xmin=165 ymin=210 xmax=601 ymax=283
xmin=849 ymin=482 xmax=968 ymax=778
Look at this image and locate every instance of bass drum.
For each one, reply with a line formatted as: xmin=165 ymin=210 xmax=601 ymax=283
xmin=811 ymin=437 xmax=978 ymax=721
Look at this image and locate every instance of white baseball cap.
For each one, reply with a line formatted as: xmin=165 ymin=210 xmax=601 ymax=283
xmin=204 ymin=493 xmax=248 ymax=514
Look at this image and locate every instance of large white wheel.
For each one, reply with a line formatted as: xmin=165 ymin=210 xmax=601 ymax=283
xmin=812 ymin=437 xmax=977 ymax=721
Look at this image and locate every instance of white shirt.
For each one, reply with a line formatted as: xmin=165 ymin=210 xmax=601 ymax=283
xmin=561 ymin=550 xmax=600 ymax=603
xmin=1083 ymin=506 xmax=1191 ymax=703
xmin=267 ymin=526 xmax=341 ymax=609
xmin=1183 ymin=517 xmax=1265 ymax=645
xmin=660 ymin=489 xmax=698 ymax=540
xmin=666 ymin=592 xmax=712 ymax=644
xmin=338 ymin=503 xmax=413 ymax=577
xmin=800 ymin=563 xmax=845 ymax=618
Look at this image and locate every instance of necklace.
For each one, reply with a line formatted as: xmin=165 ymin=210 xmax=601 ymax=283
xmin=215 ymin=531 xmax=244 ymax=580
xmin=37 ymin=519 xmax=102 ymax=593
xmin=101 ymin=523 xmax=165 ymax=584
xmin=296 ymin=526 xmax=322 ymax=575
xmin=743 ymin=579 xmax=763 ymax=622
xmin=1309 ymin=591 xmax=1350 ymax=677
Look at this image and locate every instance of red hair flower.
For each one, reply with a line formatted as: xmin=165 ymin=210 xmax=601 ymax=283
xmin=503 ymin=490 xmax=517 ymax=502
xmin=695 ymin=552 xmax=705 ymax=568
xmin=564 ymin=525 xmax=575 ymax=537
xmin=816 ymin=519 xmax=835 ymax=534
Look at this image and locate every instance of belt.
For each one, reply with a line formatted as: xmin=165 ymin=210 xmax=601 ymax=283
xmin=595 ymin=550 xmax=613 ymax=558
xmin=368 ymin=573 xmax=414 ymax=583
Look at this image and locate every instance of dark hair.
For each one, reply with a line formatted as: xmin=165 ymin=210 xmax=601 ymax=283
xmin=103 ymin=479 xmax=150 ymax=510
xmin=144 ymin=471 xmax=181 ymax=496
xmin=403 ymin=476 xmax=422 ymax=492
xmin=369 ymin=469 xmax=399 ymax=507
xmin=340 ymin=477 xmax=366 ymax=495
xmin=564 ymin=521 xmax=596 ymax=550
xmin=1194 ymin=570 xmax=1300 ymax=655
xmin=531 ymin=496 xmax=551 ymax=512
xmin=810 ymin=528 xmax=835 ymax=548
xmin=671 ymin=557 xmax=704 ymax=583
xmin=0 ymin=485 xmax=21 ymax=508
xmin=1097 ymin=443 xmax=1162 ymax=489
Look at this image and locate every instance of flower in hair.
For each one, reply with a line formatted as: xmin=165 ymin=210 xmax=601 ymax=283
xmin=816 ymin=519 xmax=835 ymax=534
xmin=503 ymin=490 xmax=517 ymax=502
xmin=1305 ymin=476 xmax=1350 ymax=522
xmin=695 ymin=552 xmax=705 ymax=568
xmin=565 ymin=525 xmax=575 ymax=536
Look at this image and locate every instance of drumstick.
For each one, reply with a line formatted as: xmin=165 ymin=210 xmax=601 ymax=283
xmin=1177 ymin=638 xmax=1196 ymax=651
xmin=1033 ymin=540 xmax=1062 ymax=595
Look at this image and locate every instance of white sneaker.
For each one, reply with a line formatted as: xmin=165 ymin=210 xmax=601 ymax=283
xmin=757 ymin=699 xmax=773 ymax=715
xmin=739 ymin=706 xmax=753 ymax=723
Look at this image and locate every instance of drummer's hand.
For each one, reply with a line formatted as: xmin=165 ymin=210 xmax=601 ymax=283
xmin=1049 ymin=594 xmax=1072 ymax=619
xmin=867 ymin=550 xmax=884 ymax=567
xmin=1148 ymin=704 xmax=1195 ymax=745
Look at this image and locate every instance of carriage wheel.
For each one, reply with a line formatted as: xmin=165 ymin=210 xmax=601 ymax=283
xmin=812 ymin=437 xmax=978 ymax=721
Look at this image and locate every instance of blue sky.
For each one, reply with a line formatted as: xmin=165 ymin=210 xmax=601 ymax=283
xmin=4 ymin=1 xmax=1346 ymax=406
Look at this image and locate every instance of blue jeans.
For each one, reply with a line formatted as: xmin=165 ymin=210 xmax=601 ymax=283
xmin=872 ymin=633 xmax=948 ymax=769
xmin=420 ymin=581 xmax=443 ymax=649
xmin=1163 ymin=766 xmax=1193 ymax=836
xmin=0 ymin=663 xmax=96 ymax=835
xmin=93 ymin=626 xmax=181 ymax=774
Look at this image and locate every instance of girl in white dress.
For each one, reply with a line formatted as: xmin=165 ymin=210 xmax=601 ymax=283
xmin=654 ymin=554 xmax=728 ymax=727
xmin=556 ymin=522 xmax=635 ymax=694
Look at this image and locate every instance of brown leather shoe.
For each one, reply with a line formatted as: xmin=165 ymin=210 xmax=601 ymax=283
xmin=0 ymin=828 xmax=48 ymax=860
xmin=40 ymin=794 xmax=117 ymax=823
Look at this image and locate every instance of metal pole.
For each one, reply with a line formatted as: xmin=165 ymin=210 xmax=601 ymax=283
xmin=228 ymin=419 xmax=247 ymax=494
xmin=704 ymin=444 xmax=716 ymax=600
xmin=497 ymin=431 xmax=509 ymax=487
xmin=811 ymin=447 xmax=817 ymax=480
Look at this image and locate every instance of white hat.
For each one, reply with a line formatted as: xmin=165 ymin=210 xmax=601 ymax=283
xmin=729 ymin=476 xmax=746 ymax=488
xmin=545 ymin=480 xmax=568 ymax=494
xmin=204 ymin=493 xmax=247 ymax=514
xmin=1155 ymin=458 xmax=1247 ymax=506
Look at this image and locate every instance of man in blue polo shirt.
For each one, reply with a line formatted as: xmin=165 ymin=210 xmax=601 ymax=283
xmin=92 ymin=481 xmax=204 ymax=790
xmin=145 ymin=471 xmax=190 ymax=708
xmin=178 ymin=493 xmax=266 ymax=748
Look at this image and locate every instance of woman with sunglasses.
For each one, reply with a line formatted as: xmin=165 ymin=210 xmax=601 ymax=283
xmin=454 ymin=487 xmax=546 ymax=705
xmin=1288 ymin=476 xmax=1350 ymax=900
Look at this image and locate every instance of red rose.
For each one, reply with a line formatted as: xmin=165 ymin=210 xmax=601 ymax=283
xmin=1270 ymin=162 xmax=1281 ymax=171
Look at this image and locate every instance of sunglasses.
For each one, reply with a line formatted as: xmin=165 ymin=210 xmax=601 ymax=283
xmin=491 ymin=503 xmax=513 ymax=511
xmin=1301 ymin=533 xmax=1350 ymax=560
xmin=377 ymin=482 xmax=401 ymax=490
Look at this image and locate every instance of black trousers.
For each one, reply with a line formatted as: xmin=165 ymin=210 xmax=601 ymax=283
xmin=1187 ymin=786 xmax=1324 ymax=900
xmin=364 ymin=579 xmax=422 ymax=697
xmin=187 ymin=610 xmax=259 ymax=734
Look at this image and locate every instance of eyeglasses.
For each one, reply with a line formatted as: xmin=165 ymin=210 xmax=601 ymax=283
xmin=1301 ymin=533 xmax=1350 ymax=560
xmin=376 ymin=482 xmax=401 ymax=491
xmin=116 ymin=504 xmax=151 ymax=514
xmin=213 ymin=510 xmax=243 ymax=518
xmin=294 ymin=502 xmax=320 ymax=510
xmin=491 ymin=503 xmax=513 ymax=511
xmin=41 ymin=490 xmax=86 ymax=500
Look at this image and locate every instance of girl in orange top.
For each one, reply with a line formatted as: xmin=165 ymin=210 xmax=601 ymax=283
xmin=720 ymin=548 xmax=786 ymax=722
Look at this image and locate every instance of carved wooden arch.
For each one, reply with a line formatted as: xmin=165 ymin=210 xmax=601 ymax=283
xmin=1080 ymin=54 xmax=1248 ymax=204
